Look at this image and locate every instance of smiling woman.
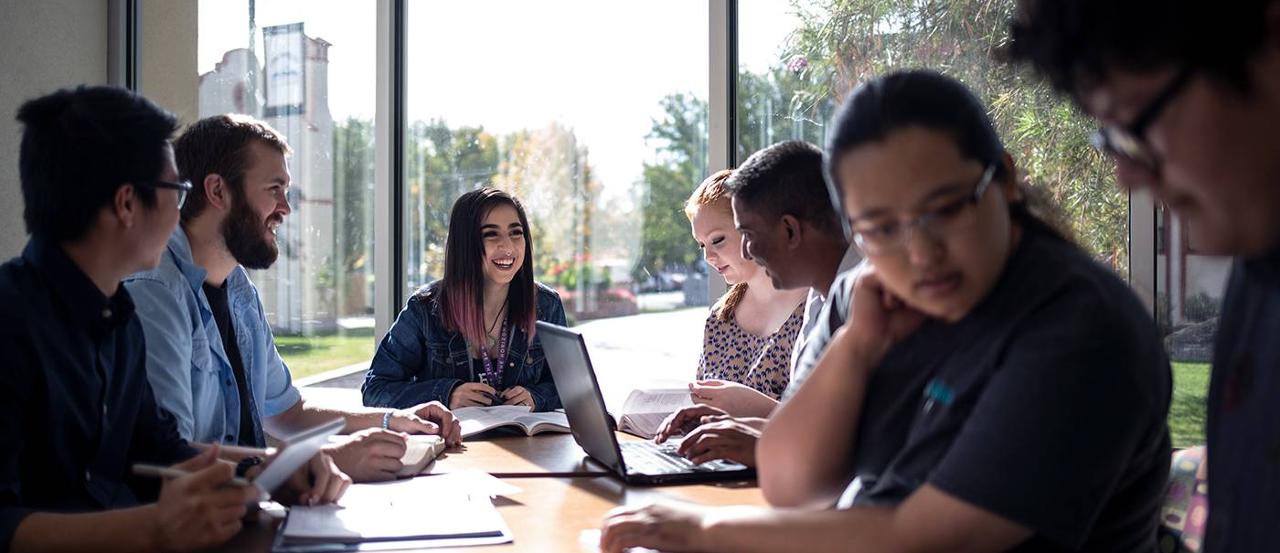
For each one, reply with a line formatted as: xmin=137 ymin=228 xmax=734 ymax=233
xmin=362 ymin=188 xmax=568 ymax=412
xmin=685 ymin=170 xmax=807 ymax=407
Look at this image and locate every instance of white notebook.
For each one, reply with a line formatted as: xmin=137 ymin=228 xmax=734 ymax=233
xmin=282 ymin=475 xmax=512 ymax=546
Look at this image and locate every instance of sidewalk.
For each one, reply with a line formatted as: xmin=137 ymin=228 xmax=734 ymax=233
xmin=300 ymin=307 xmax=708 ymax=412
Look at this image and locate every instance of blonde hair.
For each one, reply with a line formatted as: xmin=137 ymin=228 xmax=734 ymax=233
xmin=686 ymin=169 xmax=748 ymax=321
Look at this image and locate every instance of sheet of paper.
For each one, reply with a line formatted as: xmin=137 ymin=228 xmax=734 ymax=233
xmin=422 ymin=470 xmax=523 ymax=498
xmin=283 ymin=476 xmax=509 ymax=542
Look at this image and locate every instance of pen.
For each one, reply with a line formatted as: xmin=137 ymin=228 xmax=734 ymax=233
xmin=191 ymin=442 xmax=277 ymax=458
xmin=131 ymin=463 xmax=255 ymax=488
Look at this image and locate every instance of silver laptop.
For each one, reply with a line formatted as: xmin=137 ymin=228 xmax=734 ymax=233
xmin=537 ymin=321 xmax=754 ymax=485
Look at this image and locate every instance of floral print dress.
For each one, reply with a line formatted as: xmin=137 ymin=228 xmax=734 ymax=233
xmin=696 ymin=303 xmax=805 ymax=399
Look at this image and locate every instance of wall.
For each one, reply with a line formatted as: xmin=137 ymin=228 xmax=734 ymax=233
xmin=0 ymin=0 xmax=109 ymax=259
xmin=139 ymin=0 xmax=198 ymax=126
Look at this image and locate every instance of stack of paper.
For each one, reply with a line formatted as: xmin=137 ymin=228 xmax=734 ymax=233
xmin=280 ymin=473 xmax=516 ymax=549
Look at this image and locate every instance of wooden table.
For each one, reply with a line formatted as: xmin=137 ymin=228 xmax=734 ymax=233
xmin=224 ymin=475 xmax=764 ymax=552
xmin=425 ymin=432 xmax=609 ymax=477
xmin=221 ymin=428 xmax=763 ymax=552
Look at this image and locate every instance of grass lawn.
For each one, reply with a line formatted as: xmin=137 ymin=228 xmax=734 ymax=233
xmin=1170 ymin=362 xmax=1210 ymax=449
xmin=276 ymin=328 xmax=376 ymax=380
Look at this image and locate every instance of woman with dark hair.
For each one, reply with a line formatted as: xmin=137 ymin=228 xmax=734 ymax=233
xmin=362 ymin=187 xmax=566 ymax=411
xmin=600 ymin=70 xmax=1171 ymax=553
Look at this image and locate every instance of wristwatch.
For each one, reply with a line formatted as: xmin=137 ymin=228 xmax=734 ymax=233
xmin=235 ymin=455 xmax=265 ymax=478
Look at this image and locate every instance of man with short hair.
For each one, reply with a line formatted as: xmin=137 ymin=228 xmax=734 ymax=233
xmin=0 ymin=85 xmax=312 ymax=553
xmin=1007 ymin=1 xmax=1280 ymax=550
xmin=727 ymin=140 xmax=859 ymax=388
xmin=126 ymin=114 xmax=461 ymax=483
xmin=655 ymin=141 xmax=859 ymax=467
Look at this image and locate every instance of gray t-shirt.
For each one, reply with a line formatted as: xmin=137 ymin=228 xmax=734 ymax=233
xmin=792 ymin=227 xmax=1171 ymax=552
xmin=1203 ymin=245 xmax=1280 ymax=553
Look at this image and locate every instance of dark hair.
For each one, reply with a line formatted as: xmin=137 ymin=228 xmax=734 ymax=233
xmin=174 ymin=114 xmax=291 ymax=222
xmin=725 ymin=141 xmax=841 ymax=235
xmin=436 ymin=187 xmax=538 ymax=347
xmin=1004 ymin=0 xmax=1274 ymax=97
xmin=16 ymin=85 xmax=177 ymax=243
xmin=825 ymin=69 xmax=1066 ymax=241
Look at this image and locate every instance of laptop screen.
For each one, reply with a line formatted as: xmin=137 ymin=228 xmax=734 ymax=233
xmin=535 ymin=321 xmax=626 ymax=476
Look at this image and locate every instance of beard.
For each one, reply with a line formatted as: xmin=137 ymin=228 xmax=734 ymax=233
xmin=222 ymin=193 xmax=281 ymax=270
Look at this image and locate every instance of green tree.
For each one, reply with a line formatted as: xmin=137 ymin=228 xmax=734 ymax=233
xmin=404 ymin=120 xmax=501 ymax=291
xmin=333 ymin=117 xmax=375 ymax=316
xmin=634 ymin=93 xmax=708 ymax=282
xmin=780 ymin=0 xmax=1127 ymax=273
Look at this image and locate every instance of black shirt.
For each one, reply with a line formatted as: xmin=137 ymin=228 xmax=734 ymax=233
xmin=202 ymin=281 xmax=258 ymax=447
xmin=0 ymin=240 xmax=194 ymax=552
xmin=1203 ymin=245 xmax=1280 ymax=553
xmin=799 ymin=227 xmax=1171 ymax=552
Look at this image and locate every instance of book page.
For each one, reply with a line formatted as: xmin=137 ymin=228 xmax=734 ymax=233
xmin=398 ymin=435 xmax=446 ymax=476
xmin=620 ymin=388 xmax=693 ymax=416
xmin=618 ymin=412 xmax=671 ymax=439
xmin=512 ymin=412 xmax=570 ymax=435
xmin=455 ymin=405 xmax=568 ymax=437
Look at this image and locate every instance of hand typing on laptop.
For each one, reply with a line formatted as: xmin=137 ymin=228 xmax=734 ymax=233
xmin=654 ymin=404 xmax=766 ymax=467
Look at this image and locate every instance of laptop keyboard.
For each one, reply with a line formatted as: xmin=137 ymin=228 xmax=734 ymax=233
xmin=619 ymin=441 xmax=740 ymax=474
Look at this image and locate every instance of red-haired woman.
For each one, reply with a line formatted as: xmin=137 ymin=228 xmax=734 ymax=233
xmin=362 ymin=187 xmax=566 ymax=411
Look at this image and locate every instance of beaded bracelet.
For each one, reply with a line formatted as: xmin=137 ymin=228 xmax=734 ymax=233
xmin=382 ymin=411 xmax=393 ymax=430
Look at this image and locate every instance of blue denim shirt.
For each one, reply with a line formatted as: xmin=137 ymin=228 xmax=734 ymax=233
xmin=362 ymin=281 xmax=566 ymax=411
xmin=123 ymin=229 xmax=301 ymax=446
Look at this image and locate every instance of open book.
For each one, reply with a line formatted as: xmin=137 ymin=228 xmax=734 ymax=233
xmin=454 ymin=405 xmax=570 ymax=438
xmin=615 ymin=388 xmax=694 ymax=439
xmin=398 ymin=435 xmax=447 ymax=476
xmin=328 ymin=433 xmax=447 ymax=477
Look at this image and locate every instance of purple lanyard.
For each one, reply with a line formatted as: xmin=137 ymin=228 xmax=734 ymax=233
xmin=479 ymin=319 xmax=508 ymax=388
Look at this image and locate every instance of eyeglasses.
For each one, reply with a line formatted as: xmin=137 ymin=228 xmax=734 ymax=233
xmin=135 ymin=180 xmax=193 ymax=209
xmin=1090 ymin=68 xmax=1193 ymax=170
xmin=849 ymin=165 xmax=997 ymax=255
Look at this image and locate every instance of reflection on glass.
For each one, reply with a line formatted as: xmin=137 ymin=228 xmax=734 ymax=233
xmin=1157 ymin=206 xmax=1226 ymax=447
xmin=197 ymin=0 xmax=376 ymax=379
xmin=738 ymin=0 xmax=1129 ymax=275
xmin=402 ymin=1 xmax=710 ymax=328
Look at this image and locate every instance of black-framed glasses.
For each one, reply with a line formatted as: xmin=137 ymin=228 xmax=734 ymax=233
xmin=1090 ymin=67 xmax=1193 ymax=170
xmin=849 ymin=164 xmax=997 ymax=255
xmin=135 ymin=180 xmax=192 ymax=209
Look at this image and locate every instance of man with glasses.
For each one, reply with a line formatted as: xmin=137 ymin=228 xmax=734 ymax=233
xmin=125 ymin=114 xmax=461 ymax=484
xmin=1008 ymin=1 xmax=1280 ymax=551
xmin=0 ymin=86 xmax=262 ymax=552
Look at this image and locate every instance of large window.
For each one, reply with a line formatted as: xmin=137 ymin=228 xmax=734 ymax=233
xmin=402 ymin=1 xmax=709 ymax=404
xmin=738 ymin=1 xmax=1129 ymax=272
xmin=1157 ymin=206 xmax=1226 ymax=447
xmin=739 ymin=0 xmax=1214 ymax=447
xmin=176 ymin=3 xmax=1192 ymax=420
xmin=197 ymin=0 xmax=377 ymax=379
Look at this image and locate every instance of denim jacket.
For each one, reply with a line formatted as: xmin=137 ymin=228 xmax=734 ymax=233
xmin=123 ymin=229 xmax=300 ymax=446
xmin=362 ymin=281 xmax=566 ymax=411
